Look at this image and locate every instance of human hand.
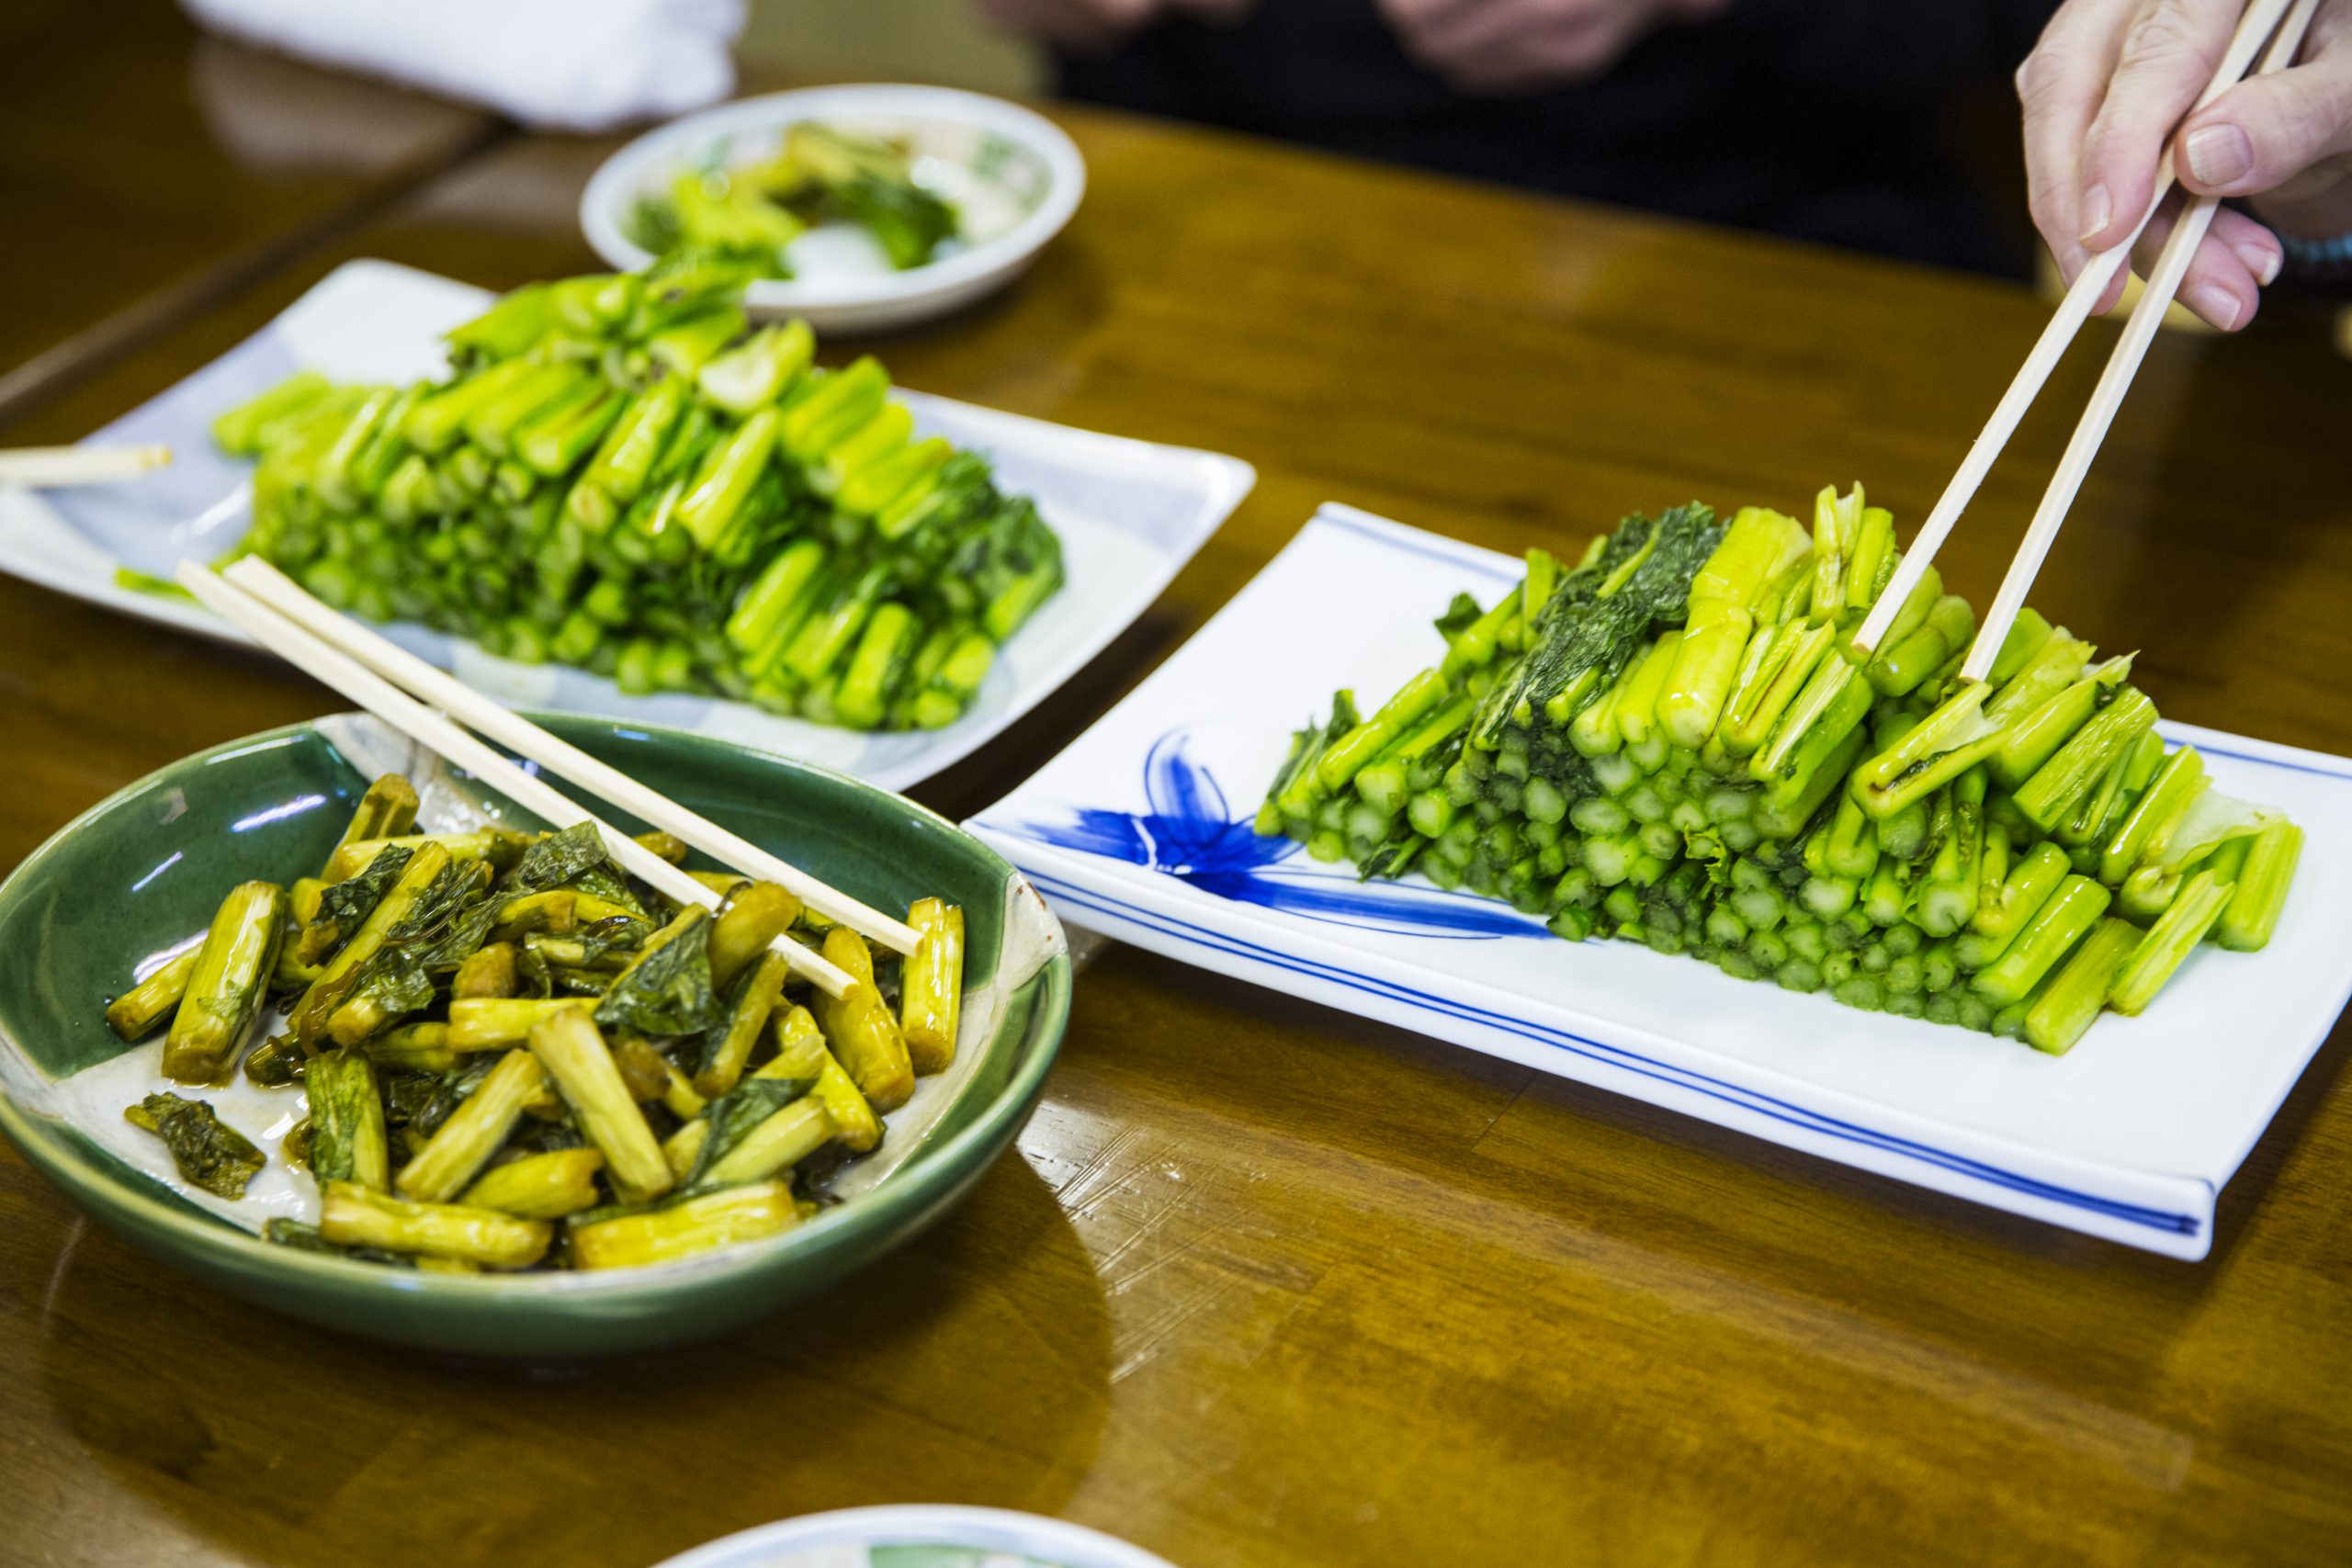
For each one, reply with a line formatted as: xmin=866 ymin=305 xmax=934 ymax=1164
xmin=974 ymin=0 xmax=1254 ymax=51
xmin=2020 ymin=0 xmax=2352 ymax=333
xmin=1374 ymin=0 xmax=1731 ymax=95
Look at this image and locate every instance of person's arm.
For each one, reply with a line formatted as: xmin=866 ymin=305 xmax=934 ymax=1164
xmin=2021 ymin=0 xmax=2352 ymax=331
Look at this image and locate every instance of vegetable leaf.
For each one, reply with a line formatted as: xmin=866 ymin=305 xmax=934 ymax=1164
xmin=1432 ymin=592 xmax=1483 ymax=642
xmin=684 ymin=1077 xmax=814 ymax=1190
xmin=300 ymin=844 xmax=413 ymax=964
xmin=125 ymin=1092 xmax=265 ymax=1199
xmin=412 ymin=1057 xmax=497 ymax=1141
xmin=507 ymin=822 xmax=612 ymax=896
xmin=594 ymin=909 xmax=718 ymax=1037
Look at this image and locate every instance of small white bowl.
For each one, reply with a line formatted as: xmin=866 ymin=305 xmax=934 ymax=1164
xmin=651 ymin=1506 xmax=1180 ymax=1568
xmin=582 ymin=84 xmax=1085 ymax=335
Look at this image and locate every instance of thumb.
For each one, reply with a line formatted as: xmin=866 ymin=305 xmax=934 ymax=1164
xmin=2177 ymin=52 xmax=2352 ymax=196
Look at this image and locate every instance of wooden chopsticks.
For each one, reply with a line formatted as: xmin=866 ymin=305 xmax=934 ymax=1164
xmin=220 ymin=556 xmax=922 ymax=955
xmin=1955 ymin=0 xmax=2322 ymax=682
xmin=0 ymin=445 xmax=172 ymax=487
xmin=1852 ymin=0 xmax=2315 ymax=677
xmin=176 ymin=559 xmax=873 ymax=999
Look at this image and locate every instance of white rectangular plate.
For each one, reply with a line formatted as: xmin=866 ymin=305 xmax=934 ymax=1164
xmin=0 ymin=259 xmax=1253 ymax=792
xmin=967 ymin=504 xmax=2352 ymax=1258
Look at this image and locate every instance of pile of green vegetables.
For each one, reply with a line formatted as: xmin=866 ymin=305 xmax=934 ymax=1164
xmin=106 ymin=774 xmax=967 ymax=1272
xmin=628 ymin=121 xmax=961 ymax=276
xmin=213 ymin=258 xmax=1062 ymax=731
xmin=1261 ymin=490 xmax=2303 ymax=1055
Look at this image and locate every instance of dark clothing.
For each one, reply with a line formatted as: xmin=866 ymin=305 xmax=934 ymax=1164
xmin=1059 ymin=0 xmax=2059 ymax=276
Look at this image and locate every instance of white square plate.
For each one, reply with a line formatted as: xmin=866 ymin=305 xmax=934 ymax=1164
xmin=967 ymin=504 xmax=2352 ymax=1258
xmin=0 ymin=259 xmax=1253 ymax=791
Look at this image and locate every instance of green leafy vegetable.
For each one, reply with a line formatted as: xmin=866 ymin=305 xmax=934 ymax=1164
xmin=684 ymin=1076 xmax=816 ymax=1191
xmin=299 ymin=844 xmax=413 ymax=964
xmin=594 ymin=908 xmax=718 ymax=1037
xmin=507 ymin=822 xmax=613 ymax=896
xmin=125 ymin=1093 xmax=266 ymax=1199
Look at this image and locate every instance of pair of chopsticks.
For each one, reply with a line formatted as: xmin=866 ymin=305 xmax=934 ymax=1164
xmin=1854 ymin=0 xmax=2321 ymax=681
xmin=0 ymin=445 xmax=172 ymax=488
xmin=176 ymin=556 xmax=922 ymax=1000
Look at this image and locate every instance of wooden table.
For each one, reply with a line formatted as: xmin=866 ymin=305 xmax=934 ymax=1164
xmin=6 ymin=36 xmax=2351 ymax=1568
xmin=0 ymin=0 xmax=497 ymax=427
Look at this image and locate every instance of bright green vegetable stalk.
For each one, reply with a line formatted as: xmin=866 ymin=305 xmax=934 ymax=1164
xmin=213 ymin=267 xmax=1064 ymax=734
xmin=1250 ymin=492 xmax=2300 ymax=1044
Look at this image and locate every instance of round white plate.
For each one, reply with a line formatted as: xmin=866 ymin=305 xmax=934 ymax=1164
xmin=650 ymin=1506 xmax=1178 ymax=1568
xmin=582 ymin=85 xmax=1085 ymax=334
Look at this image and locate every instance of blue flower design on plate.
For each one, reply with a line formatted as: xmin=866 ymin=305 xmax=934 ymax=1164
xmin=1002 ymin=731 xmax=1547 ymax=940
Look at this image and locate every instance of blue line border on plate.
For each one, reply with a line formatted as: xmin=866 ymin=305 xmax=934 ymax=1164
xmin=1007 ymin=862 xmax=2199 ymax=1235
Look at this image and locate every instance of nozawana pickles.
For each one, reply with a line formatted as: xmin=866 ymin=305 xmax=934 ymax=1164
xmin=2218 ymin=819 xmax=2301 ymax=953
xmin=569 ymin=1182 xmax=800 ymax=1270
xmin=106 ymin=786 xmax=947 ymax=1273
xmin=899 ymin=897 xmax=964 ymax=1075
xmin=770 ymin=1005 xmax=881 ymax=1153
xmin=2109 ymin=868 xmax=2234 ymax=1015
xmin=1249 ymin=491 xmax=2303 ymax=1051
xmin=528 ymin=1008 xmax=674 ymax=1206
xmin=707 ymin=881 xmax=800 ymax=992
xmin=320 ymin=1181 xmax=551 ymax=1270
xmin=397 ymin=1046 xmax=548 ymax=1202
xmin=461 ymin=1148 xmax=606 ymax=1219
xmin=164 ymin=882 xmax=288 ymax=1084
xmin=333 ymin=773 xmax=420 ymax=860
xmin=2023 ymin=918 xmax=2140 ymax=1055
xmin=307 ymin=1049 xmax=390 ymax=1192
xmin=1974 ymin=876 xmax=2111 ymax=1008
xmin=292 ymin=843 xmax=453 ymax=1044
xmin=810 ymin=926 xmax=914 ymax=1112
xmin=108 ymin=947 xmax=200 ymax=1043
xmin=217 ymin=266 xmax=1061 ymax=737
xmin=126 ymin=1093 xmax=266 ymax=1199
xmin=693 ymin=950 xmax=788 ymax=1100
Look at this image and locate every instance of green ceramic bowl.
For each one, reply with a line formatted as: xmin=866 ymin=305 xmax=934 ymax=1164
xmin=0 ymin=712 xmax=1069 ymax=1357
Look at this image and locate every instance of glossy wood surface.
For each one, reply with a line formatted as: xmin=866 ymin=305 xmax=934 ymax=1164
xmin=6 ymin=51 xmax=2352 ymax=1568
xmin=0 ymin=0 xmax=496 ymax=425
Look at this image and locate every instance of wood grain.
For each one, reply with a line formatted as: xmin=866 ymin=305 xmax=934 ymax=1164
xmin=0 ymin=0 xmax=498 ymax=426
xmin=3 ymin=68 xmax=2350 ymax=1568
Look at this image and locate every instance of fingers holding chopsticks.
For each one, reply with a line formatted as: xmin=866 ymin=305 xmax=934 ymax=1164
xmin=2019 ymin=0 xmax=2172 ymax=296
xmin=2129 ymin=190 xmax=2286 ymax=328
xmin=2022 ymin=0 xmax=2351 ymax=333
xmin=2173 ymin=7 xmax=2352 ymax=216
xmin=2075 ymin=0 xmax=2252 ymax=253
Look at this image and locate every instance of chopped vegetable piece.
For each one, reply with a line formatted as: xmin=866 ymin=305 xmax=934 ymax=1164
xmin=692 ymin=950 xmax=788 ymax=1100
xmin=396 ymin=1046 xmax=549 ymax=1202
xmin=527 ymin=1008 xmax=674 ymax=1205
xmin=899 ymin=897 xmax=963 ymax=1075
xmin=809 ymin=926 xmax=914 ymax=1112
xmin=319 ymin=1181 xmax=550 ymax=1270
xmin=108 ymin=948 xmax=200 ymax=1043
xmin=460 ymin=1148 xmax=606 ymax=1219
xmin=308 ymin=1049 xmax=391 ymax=1192
xmin=569 ymin=1182 xmax=799 ymax=1269
xmin=164 ymin=882 xmax=288 ymax=1084
xmin=2023 ymin=918 xmax=2140 ymax=1055
xmin=125 ymin=1093 xmax=265 ymax=1199
xmin=2218 ymin=820 xmax=2302 ymax=953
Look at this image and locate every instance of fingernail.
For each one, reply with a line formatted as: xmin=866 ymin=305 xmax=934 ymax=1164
xmin=2188 ymin=283 xmax=2244 ymax=331
xmin=2234 ymin=242 xmax=2282 ymax=287
xmin=2078 ymin=184 xmax=2113 ymax=243
xmin=2186 ymin=124 xmax=2253 ymax=186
